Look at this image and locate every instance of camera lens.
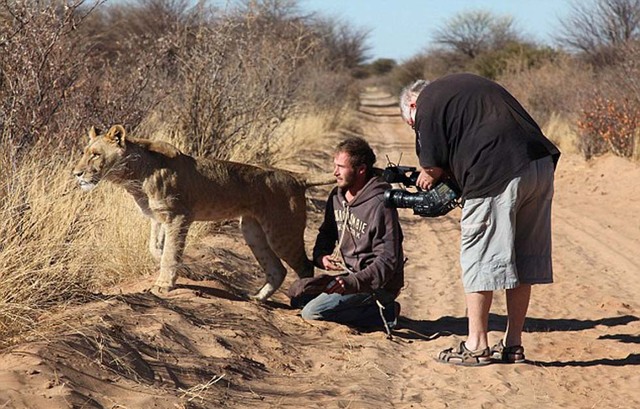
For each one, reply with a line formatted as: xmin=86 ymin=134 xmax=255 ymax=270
xmin=384 ymin=189 xmax=418 ymax=209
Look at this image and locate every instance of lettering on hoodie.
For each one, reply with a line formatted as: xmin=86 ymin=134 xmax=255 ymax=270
xmin=334 ymin=207 xmax=367 ymax=240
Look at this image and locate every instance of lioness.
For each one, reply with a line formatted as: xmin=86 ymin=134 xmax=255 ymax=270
xmin=73 ymin=124 xmax=334 ymax=300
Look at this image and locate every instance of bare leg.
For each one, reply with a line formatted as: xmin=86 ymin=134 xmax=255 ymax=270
xmin=504 ymin=284 xmax=531 ymax=346
xmin=465 ymin=291 xmax=493 ymax=351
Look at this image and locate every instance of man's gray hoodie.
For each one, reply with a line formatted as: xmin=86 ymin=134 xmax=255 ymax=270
xmin=313 ymin=176 xmax=404 ymax=296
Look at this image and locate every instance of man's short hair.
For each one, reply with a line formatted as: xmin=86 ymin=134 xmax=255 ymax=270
xmin=336 ymin=136 xmax=376 ymax=176
xmin=399 ymin=79 xmax=429 ymax=123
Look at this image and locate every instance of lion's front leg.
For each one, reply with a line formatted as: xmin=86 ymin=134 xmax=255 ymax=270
xmin=151 ymin=215 xmax=191 ymax=295
xmin=149 ymin=219 xmax=165 ymax=262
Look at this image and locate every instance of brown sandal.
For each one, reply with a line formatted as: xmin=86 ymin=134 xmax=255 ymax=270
xmin=490 ymin=339 xmax=526 ymax=363
xmin=436 ymin=341 xmax=492 ymax=366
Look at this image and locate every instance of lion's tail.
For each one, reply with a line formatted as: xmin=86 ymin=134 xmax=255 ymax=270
xmin=301 ymin=174 xmax=336 ymax=188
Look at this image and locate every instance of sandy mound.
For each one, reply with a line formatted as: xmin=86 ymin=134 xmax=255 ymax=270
xmin=0 ymin=90 xmax=638 ymax=409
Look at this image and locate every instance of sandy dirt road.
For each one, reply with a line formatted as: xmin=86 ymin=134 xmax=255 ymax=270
xmin=0 ymin=88 xmax=638 ymax=409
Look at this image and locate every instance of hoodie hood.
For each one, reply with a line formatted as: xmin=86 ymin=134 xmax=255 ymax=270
xmin=338 ymin=176 xmax=390 ymax=207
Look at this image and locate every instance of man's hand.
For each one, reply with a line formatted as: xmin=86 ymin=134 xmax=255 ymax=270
xmin=416 ymin=166 xmax=444 ymax=190
xmin=320 ymin=255 xmax=343 ymax=271
xmin=324 ymin=276 xmax=347 ymax=294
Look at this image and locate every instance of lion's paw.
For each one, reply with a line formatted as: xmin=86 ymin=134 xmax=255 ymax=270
xmin=149 ymin=284 xmax=173 ymax=297
xmin=248 ymin=293 xmax=268 ymax=303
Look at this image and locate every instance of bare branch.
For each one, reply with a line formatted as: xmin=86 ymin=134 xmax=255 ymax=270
xmin=433 ymin=10 xmax=520 ymax=58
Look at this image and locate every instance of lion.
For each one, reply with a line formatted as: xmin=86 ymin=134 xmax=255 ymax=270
xmin=72 ymin=124 xmax=334 ymax=301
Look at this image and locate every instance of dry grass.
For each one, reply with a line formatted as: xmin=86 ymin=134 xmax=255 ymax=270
xmin=260 ymin=107 xmax=355 ymax=166
xmin=542 ymin=112 xmax=580 ymax=155
xmin=0 ymin=147 xmax=154 ymax=347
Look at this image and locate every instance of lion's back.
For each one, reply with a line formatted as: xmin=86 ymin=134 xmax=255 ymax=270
xmin=162 ymin=156 xmax=308 ymax=222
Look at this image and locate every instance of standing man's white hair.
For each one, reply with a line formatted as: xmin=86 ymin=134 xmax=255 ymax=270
xmin=399 ymin=80 xmax=429 ymax=123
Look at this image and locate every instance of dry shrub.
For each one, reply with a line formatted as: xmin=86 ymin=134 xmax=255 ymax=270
xmin=571 ymin=42 xmax=640 ymax=160
xmin=381 ymin=53 xmax=448 ymax=95
xmin=501 ymin=53 xmax=640 ymax=160
xmin=499 ymin=55 xmax=593 ymax=130
xmin=0 ymin=0 xmax=170 ymax=156
xmin=1 ymin=0 xmax=355 ymax=162
xmin=0 ymin=0 xmax=96 ymax=156
xmin=295 ymin=67 xmax=358 ymax=125
xmin=577 ymin=95 xmax=640 ymax=159
xmin=163 ymin=2 xmax=353 ymax=164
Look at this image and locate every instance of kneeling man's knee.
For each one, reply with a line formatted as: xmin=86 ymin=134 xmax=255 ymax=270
xmin=301 ymin=305 xmax=323 ymax=320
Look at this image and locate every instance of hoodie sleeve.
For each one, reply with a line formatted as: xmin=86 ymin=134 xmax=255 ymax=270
xmin=341 ymin=203 xmax=403 ymax=293
xmin=312 ymin=188 xmax=339 ymax=268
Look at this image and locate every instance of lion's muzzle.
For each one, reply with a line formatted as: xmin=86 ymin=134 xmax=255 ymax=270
xmin=73 ymin=170 xmax=97 ymax=192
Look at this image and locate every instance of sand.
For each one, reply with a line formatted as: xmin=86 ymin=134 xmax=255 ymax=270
xmin=0 ymin=89 xmax=638 ymax=409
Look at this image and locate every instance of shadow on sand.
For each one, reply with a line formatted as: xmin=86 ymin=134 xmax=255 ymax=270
xmin=391 ymin=313 xmax=639 ymax=366
xmin=530 ymin=353 xmax=640 ymax=367
xmin=395 ymin=313 xmax=639 ymax=338
xmin=394 ymin=314 xmax=640 ymax=368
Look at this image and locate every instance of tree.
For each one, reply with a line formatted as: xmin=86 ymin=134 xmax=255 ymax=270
xmin=310 ymin=15 xmax=371 ymax=70
xmin=432 ymin=10 xmax=520 ymax=58
xmin=369 ymin=58 xmax=397 ymax=76
xmin=557 ymin=0 xmax=640 ymax=65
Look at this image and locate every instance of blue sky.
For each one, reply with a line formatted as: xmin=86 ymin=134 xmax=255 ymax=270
xmin=299 ymin=0 xmax=571 ymax=62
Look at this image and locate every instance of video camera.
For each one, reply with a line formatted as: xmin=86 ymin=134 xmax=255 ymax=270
xmin=382 ymin=165 xmax=461 ymax=217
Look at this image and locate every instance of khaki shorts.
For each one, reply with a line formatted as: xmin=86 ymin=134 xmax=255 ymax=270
xmin=460 ymin=156 xmax=555 ymax=292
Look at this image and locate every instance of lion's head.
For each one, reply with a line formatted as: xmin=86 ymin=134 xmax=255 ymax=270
xmin=73 ymin=124 xmax=129 ymax=191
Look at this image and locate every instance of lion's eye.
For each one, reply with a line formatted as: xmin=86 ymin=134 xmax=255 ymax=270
xmin=91 ymin=152 xmax=100 ymax=159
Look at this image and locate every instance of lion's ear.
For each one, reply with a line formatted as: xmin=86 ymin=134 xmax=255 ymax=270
xmin=105 ymin=124 xmax=127 ymax=148
xmin=88 ymin=126 xmax=100 ymax=141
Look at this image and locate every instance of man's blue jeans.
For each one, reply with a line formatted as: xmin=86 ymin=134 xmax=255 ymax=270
xmin=299 ymin=290 xmax=397 ymax=328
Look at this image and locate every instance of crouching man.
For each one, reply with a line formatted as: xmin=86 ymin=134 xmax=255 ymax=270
xmin=289 ymin=137 xmax=404 ymax=329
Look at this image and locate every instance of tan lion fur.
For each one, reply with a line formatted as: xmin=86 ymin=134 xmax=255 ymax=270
xmin=72 ymin=124 xmax=334 ymax=300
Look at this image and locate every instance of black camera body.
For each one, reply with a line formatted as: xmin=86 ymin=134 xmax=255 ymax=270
xmin=382 ymin=165 xmax=461 ymax=217
xmin=381 ymin=165 xmax=420 ymax=187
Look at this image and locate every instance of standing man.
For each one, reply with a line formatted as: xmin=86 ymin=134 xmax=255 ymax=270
xmin=288 ymin=136 xmax=404 ymax=329
xmin=400 ymin=73 xmax=560 ymax=366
